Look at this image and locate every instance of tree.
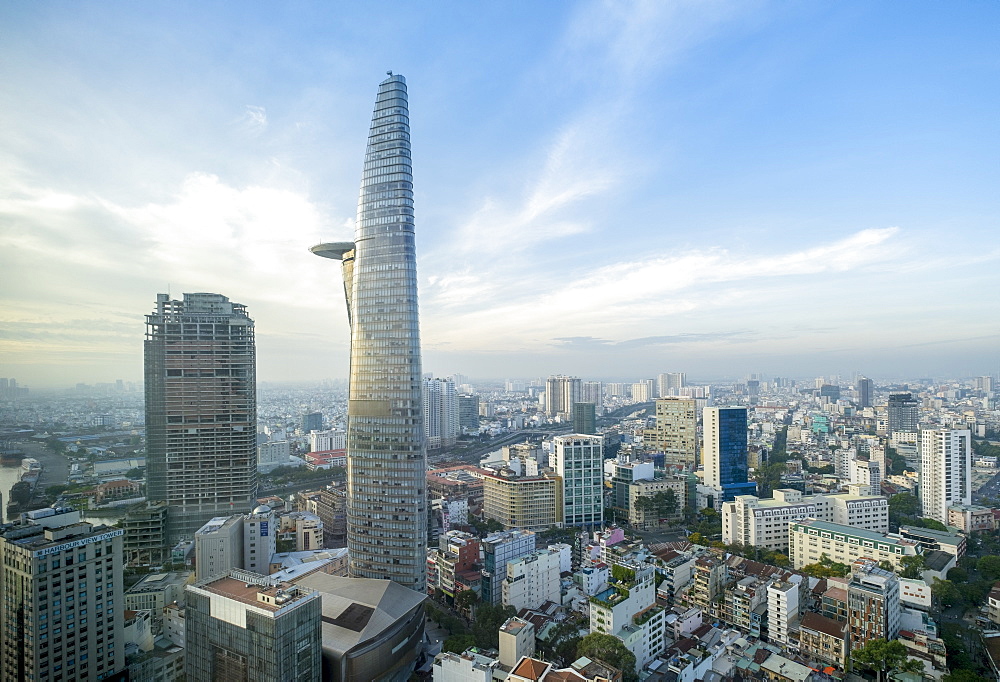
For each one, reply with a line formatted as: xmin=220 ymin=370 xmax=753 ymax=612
xmin=471 ymin=603 xmax=516 ymax=649
xmin=944 ymin=670 xmax=985 ymax=682
xmin=9 ymin=481 xmax=32 ymax=506
xmin=851 ymin=639 xmax=908 ymax=682
xmin=442 ymin=633 xmax=476 ymax=653
xmin=888 ymin=492 xmax=920 ymax=516
xmin=577 ymin=633 xmax=638 ymax=682
xmin=931 ymin=578 xmax=964 ymax=608
xmin=687 ymin=532 xmax=706 ymax=546
xmin=456 ymin=589 xmax=479 ymax=613
xmin=947 ymin=567 xmax=969 ymax=583
xmin=898 ymin=554 xmax=925 ymax=579
xmin=978 ymin=555 xmax=1000 ymax=581
xmin=920 ymin=518 xmax=948 ymax=532
xmin=752 ymin=461 xmax=787 ymax=498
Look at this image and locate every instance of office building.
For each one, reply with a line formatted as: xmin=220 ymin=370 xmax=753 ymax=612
xmin=847 ymin=559 xmax=900 ymax=649
xmin=919 ymin=429 xmax=972 ymax=523
xmin=788 ymin=520 xmax=921 ymax=570
xmin=887 ymin=393 xmax=920 ymax=436
xmin=657 ymin=372 xmax=686 ymax=397
xmin=145 ymin=292 xmax=257 ymax=542
xmin=644 ymin=397 xmax=698 ymax=468
xmin=0 ymin=517 xmax=126 ymax=681
xmin=184 ymin=569 xmax=322 ymax=681
xmin=423 ymin=377 xmax=459 ymax=450
xmin=552 ymin=434 xmax=604 ymax=529
xmin=704 ymin=407 xmax=756 ymax=502
xmin=482 ymin=470 xmax=563 ymax=531
xmin=302 ymin=412 xmax=323 ymax=434
xmin=258 ymin=440 xmax=291 ymax=472
xmin=856 ymin=376 xmax=873 ymax=409
xmin=194 ymin=515 xmax=244 ymax=580
xmin=572 ymin=402 xmax=597 ymax=434
xmin=458 ymin=394 xmax=480 ymax=430
xmin=545 ymin=375 xmax=581 ymax=418
xmin=722 ymin=488 xmax=888 ymax=551
xmin=311 ymin=74 xmax=427 ymax=591
xmin=481 ymin=530 xmax=536 ymax=605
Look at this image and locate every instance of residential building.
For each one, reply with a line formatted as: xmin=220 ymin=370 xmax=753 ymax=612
xmin=767 ymin=580 xmax=801 ymax=646
xmin=947 ymin=504 xmax=995 ymax=533
xmin=546 ymin=375 xmax=581 ymax=419
xmin=481 ymin=530 xmax=536 ymax=605
xmin=310 ymin=73 xmax=427 ymax=592
xmin=628 ymin=476 xmax=686 ymax=529
xmin=279 ymin=511 xmax=323 ymax=552
xmin=631 ymin=380 xmax=654 ymax=403
xmin=427 ymin=531 xmax=480 ymax=599
xmin=788 ymin=520 xmax=921 ymax=570
xmin=589 ymin=562 xmax=665 ymax=668
xmin=482 ymin=470 xmax=563 ymax=531
xmin=503 ymin=548 xmax=563 ymax=611
xmin=657 ymin=372 xmax=686 ymax=397
xmin=799 ymin=611 xmax=847 ymax=666
xmin=611 ymin=459 xmax=654 ymax=511
xmin=144 ymin=292 xmax=257 ymax=542
xmin=581 ymin=381 xmax=604 ymax=411
xmin=643 ymin=397 xmax=698 ymax=469
xmin=184 ymin=569 xmax=322 ymax=681
xmin=433 ymin=649 xmax=501 ymax=681
xmin=704 ymin=406 xmax=756 ymax=502
xmin=553 ymin=434 xmax=604 ymax=529
xmin=847 ymin=559 xmax=900 ymax=649
xmin=424 ymin=377 xmax=459 ymax=450
xmin=0 ymin=519 xmax=126 ymax=680
xmin=919 ymin=428 xmax=971 ymax=523
xmin=309 ymin=428 xmax=346 ymax=452
xmin=499 ymin=617 xmax=536 ymax=668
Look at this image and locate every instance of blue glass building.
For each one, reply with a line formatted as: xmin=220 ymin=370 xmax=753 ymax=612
xmin=704 ymin=406 xmax=756 ymax=502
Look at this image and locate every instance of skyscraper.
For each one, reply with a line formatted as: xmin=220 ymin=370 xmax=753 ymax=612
xmin=703 ymin=406 xmax=756 ymax=502
xmin=311 ymin=73 xmax=426 ymax=592
xmin=145 ymin=292 xmax=257 ymax=541
xmin=423 ymin=377 xmax=458 ymax=450
xmin=545 ymin=375 xmax=581 ymax=418
xmin=886 ymin=393 xmax=919 ymax=436
xmin=552 ymin=434 xmax=604 ymax=529
xmin=919 ymin=429 xmax=971 ymax=523
xmin=572 ymin=402 xmax=597 ymax=435
xmin=856 ymin=376 xmax=873 ymax=409
xmin=656 ymin=372 xmax=686 ymax=397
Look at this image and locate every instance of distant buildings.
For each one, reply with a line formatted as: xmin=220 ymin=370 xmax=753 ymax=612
xmin=545 ymin=375 xmax=581 ymax=419
xmin=424 ymin=377 xmax=459 ymax=450
xmin=144 ymin=292 xmax=258 ymax=541
xmin=657 ymin=372 xmax=686 ymax=397
xmin=887 ymin=392 xmax=920 ymax=436
xmin=302 ymin=411 xmax=323 ymax=433
xmin=644 ymin=397 xmax=699 ymax=469
xmin=856 ymin=376 xmax=873 ymax=409
xmin=458 ymin=393 xmax=480 ymax=430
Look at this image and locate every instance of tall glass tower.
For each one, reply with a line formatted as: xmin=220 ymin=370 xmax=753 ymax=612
xmin=312 ymin=73 xmax=427 ymax=591
xmin=703 ymin=406 xmax=756 ymax=503
xmin=145 ymin=292 xmax=257 ymax=542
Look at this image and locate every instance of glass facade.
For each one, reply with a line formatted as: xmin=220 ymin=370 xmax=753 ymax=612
xmin=313 ymin=74 xmax=426 ymax=591
xmin=714 ymin=407 xmax=756 ymax=502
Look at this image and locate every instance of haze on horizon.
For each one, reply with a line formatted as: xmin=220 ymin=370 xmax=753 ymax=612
xmin=2 ymin=2 xmax=998 ymax=389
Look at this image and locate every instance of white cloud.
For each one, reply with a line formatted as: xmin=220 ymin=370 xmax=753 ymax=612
xmin=242 ymin=105 xmax=268 ymax=135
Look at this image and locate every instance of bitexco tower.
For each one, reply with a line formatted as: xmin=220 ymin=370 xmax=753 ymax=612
xmin=312 ymin=73 xmax=427 ymax=592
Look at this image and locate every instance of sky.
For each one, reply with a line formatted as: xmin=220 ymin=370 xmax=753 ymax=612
xmin=1 ymin=1 xmax=998 ymax=388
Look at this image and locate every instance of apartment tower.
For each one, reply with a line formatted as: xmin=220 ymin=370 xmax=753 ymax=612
xmin=919 ymin=429 xmax=971 ymax=523
xmin=311 ymin=74 xmax=427 ymax=591
xmin=145 ymin=292 xmax=257 ymax=541
xmin=545 ymin=375 xmax=581 ymax=418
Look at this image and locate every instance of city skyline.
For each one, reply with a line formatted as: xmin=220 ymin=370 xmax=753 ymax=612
xmin=2 ymin=2 xmax=999 ymax=387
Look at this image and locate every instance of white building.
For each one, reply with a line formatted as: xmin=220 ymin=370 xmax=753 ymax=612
xmin=309 ymin=429 xmax=345 ymax=452
xmin=722 ymin=488 xmax=889 ymax=551
xmin=788 ymin=520 xmax=921 ymax=571
xmin=552 ymin=434 xmax=604 ymax=529
xmin=850 ymin=458 xmax=881 ymax=494
xmin=244 ymin=505 xmax=277 ymax=574
xmin=589 ymin=562 xmax=665 ymax=668
xmin=503 ymin=548 xmax=562 ymax=611
xmin=498 ymin=617 xmax=535 ymax=668
xmin=424 ymin=377 xmax=459 ymax=450
xmin=767 ymin=579 xmax=801 ymax=645
xmin=432 ymin=650 xmax=500 ymax=682
xmin=194 ymin=515 xmax=244 ymax=580
xmin=279 ymin=511 xmax=324 ymax=551
xmin=257 ymin=440 xmax=290 ymax=472
xmin=920 ymin=429 xmax=972 ymax=523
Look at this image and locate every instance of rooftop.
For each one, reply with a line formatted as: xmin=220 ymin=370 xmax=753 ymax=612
xmin=800 ymin=611 xmax=846 ymax=639
xmin=792 ymin=519 xmax=915 ymax=546
xmin=194 ymin=571 xmax=314 ymax=613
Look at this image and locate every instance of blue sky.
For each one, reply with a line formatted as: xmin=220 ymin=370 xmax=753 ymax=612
xmin=1 ymin=1 xmax=998 ymax=387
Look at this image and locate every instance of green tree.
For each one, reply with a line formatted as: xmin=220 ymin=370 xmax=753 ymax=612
xmin=888 ymin=492 xmax=920 ymax=516
xmin=947 ymin=567 xmax=969 ymax=583
xmin=9 ymin=481 xmax=32 ymax=505
xmin=850 ymin=639 xmax=908 ymax=682
xmin=977 ymin=555 xmax=1000 ymax=581
xmin=471 ymin=603 xmax=516 ymax=649
xmin=898 ymin=554 xmax=925 ymax=579
xmin=751 ymin=461 xmax=787 ymax=498
xmin=687 ymin=532 xmax=706 ymax=546
xmin=944 ymin=670 xmax=985 ymax=682
xmin=455 ymin=589 xmax=479 ymax=613
xmin=919 ymin=518 xmax=948 ymax=532
xmin=577 ymin=633 xmax=638 ymax=682
xmin=931 ymin=578 xmax=964 ymax=608
xmin=442 ymin=633 xmax=476 ymax=653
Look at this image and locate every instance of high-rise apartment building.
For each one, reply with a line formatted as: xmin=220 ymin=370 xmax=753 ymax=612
xmin=145 ymin=292 xmax=257 ymax=542
xmin=919 ymin=429 xmax=972 ymax=523
xmin=887 ymin=393 xmax=919 ymax=436
xmin=581 ymin=381 xmax=603 ymax=410
xmin=0 ymin=513 xmax=126 ymax=681
xmin=856 ymin=376 xmax=873 ymax=409
xmin=311 ymin=74 xmax=427 ymax=591
xmin=185 ymin=570 xmax=322 ymax=682
xmin=545 ymin=375 xmax=581 ymax=418
xmin=553 ymin=434 xmax=604 ymax=529
xmin=657 ymin=372 xmax=686 ymax=397
xmin=703 ymin=407 xmax=756 ymax=502
xmin=644 ymin=397 xmax=698 ymax=469
xmin=423 ymin=377 xmax=459 ymax=450
xmin=631 ymin=379 xmax=654 ymax=403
